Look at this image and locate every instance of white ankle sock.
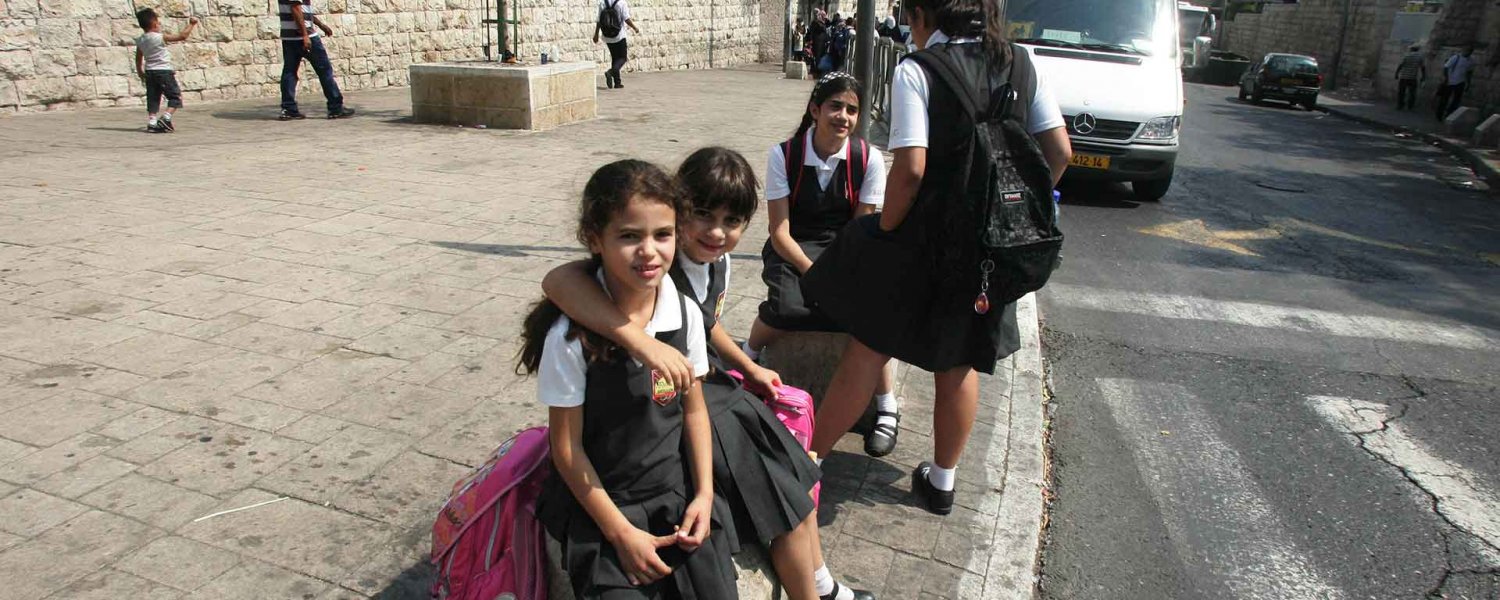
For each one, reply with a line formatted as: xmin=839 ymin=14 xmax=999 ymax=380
xmin=147 ymin=116 xmax=157 ymax=126
xmin=874 ymin=392 xmax=898 ymax=429
xmin=741 ymin=340 xmax=760 ymax=361
xmin=927 ymin=463 xmax=957 ymax=491
xmin=161 ymin=113 xmax=172 ymax=121
xmin=813 ymin=565 xmax=834 ymax=596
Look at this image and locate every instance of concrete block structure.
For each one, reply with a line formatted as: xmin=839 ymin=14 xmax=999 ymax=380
xmin=1472 ymin=114 xmax=1500 ymax=148
xmin=1443 ymin=106 xmax=1480 ymax=136
xmin=409 ymin=61 xmax=595 ymax=130
xmin=0 ymin=0 xmax=787 ymax=113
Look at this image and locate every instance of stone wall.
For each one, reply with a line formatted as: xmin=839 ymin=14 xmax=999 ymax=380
xmin=758 ymin=0 xmax=786 ymax=63
xmin=0 ymin=0 xmax=773 ymax=113
xmin=1222 ymin=0 xmax=1406 ymax=87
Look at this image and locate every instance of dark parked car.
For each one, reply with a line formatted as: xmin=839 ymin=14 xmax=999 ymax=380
xmin=1239 ymin=53 xmax=1322 ymax=110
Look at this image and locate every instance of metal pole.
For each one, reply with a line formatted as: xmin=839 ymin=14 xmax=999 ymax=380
xmin=710 ymin=0 xmax=716 ymax=68
xmin=784 ymin=0 xmax=794 ymax=64
xmin=854 ymin=0 xmax=875 ymax=137
xmin=1331 ymin=0 xmax=1352 ymax=89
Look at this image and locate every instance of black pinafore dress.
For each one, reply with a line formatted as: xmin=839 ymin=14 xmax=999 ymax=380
xmin=758 ymin=132 xmax=869 ymax=332
xmin=802 ymin=43 xmax=1031 ymax=375
xmin=536 ymin=296 xmax=738 ymax=600
xmin=670 ymin=258 xmax=821 ymax=549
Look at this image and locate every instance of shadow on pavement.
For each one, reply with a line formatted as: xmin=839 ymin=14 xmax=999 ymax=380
xmin=372 ymin=560 xmax=435 ymax=600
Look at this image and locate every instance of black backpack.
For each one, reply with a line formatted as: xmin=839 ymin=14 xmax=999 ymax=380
xmin=905 ymin=44 xmax=1062 ymax=311
xmin=598 ymin=0 xmax=623 ymax=38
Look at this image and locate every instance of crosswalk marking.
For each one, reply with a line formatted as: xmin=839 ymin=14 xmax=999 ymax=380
xmin=1308 ymin=396 xmax=1500 ymax=565
xmin=1049 ymin=284 xmax=1498 ymax=351
xmin=1097 ymin=378 xmax=1345 ymax=599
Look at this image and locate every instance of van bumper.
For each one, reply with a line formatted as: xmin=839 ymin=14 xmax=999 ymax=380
xmin=1064 ymin=140 xmax=1178 ymax=182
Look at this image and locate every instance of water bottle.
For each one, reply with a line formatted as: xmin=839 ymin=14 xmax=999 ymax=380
xmin=1052 ymin=190 xmax=1061 ymax=223
xmin=551 ymin=45 xmax=561 ymax=63
xmin=540 ymin=50 xmax=549 ymax=64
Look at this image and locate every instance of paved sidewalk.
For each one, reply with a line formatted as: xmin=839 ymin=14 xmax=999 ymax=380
xmin=0 ymin=64 xmax=1045 ymax=599
xmin=1317 ymin=92 xmax=1500 ymax=191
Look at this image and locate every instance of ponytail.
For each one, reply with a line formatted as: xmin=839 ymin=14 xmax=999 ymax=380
xmin=980 ymin=0 xmax=1011 ymax=65
xmin=516 ymin=298 xmax=564 ymax=375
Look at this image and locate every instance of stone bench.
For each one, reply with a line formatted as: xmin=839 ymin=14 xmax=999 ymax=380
xmin=760 ymin=331 xmax=880 ymax=435
xmin=409 ymin=61 xmax=597 ymax=131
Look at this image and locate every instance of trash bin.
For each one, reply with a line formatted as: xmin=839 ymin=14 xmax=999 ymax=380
xmin=1205 ymin=51 xmax=1251 ymax=86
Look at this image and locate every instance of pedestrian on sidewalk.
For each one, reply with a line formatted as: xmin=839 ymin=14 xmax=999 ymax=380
xmin=1394 ymin=45 xmax=1425 ymax=111
xmin=1435 ymin=46 xmax=1475 ymax=121
xmin=133 ymin=9 xmax=196 ymax=133
xmin=800 ymin=0 xmax=1072 ymax=516
xmin=742 ymin=72 xmax=902 ymax=459
xmin=595 ymin=0 xmax=641 ymax=89
xmin=278 ymin=0 xmax=355 ymax=120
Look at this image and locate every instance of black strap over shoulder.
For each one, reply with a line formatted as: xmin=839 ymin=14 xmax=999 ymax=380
xmin=904 ymin=43 xmax=1033 ymax=124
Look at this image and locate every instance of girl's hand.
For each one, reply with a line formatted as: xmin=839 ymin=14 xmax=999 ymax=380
xmin=629 ymin=336 xmax=695 ymax=393
xmin=676 ymin=494 xmax=713 ymax=551
xmin=611 ymin=526 xmax=677 ymax=586
xmin=746 ymin=365 xmax=782 ymax=396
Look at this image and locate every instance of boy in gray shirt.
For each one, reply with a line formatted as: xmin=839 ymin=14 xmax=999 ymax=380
xmin=134 ymin=9 xmax=197 ymax=133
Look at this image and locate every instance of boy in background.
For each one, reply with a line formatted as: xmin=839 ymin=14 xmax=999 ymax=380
xmin=134 ymin=9 xmax=197 ymax=133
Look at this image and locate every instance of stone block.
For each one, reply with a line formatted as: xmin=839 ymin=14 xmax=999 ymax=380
xmin=32 ymin=47 xmax=77 ymax=77
xmin=412 ymin=61 xmax=597 ymax=130
xmin=1472 ymin=114 xmax=1500 ymax=148
xmin=78 ymin=17 xmax=112 ymax=46
xmin=95 ymin=74 xmax=131 ymax=98
xmin=17 ymin=76 xmax=68 ymax=105
xmin=0 ymin=50 xmax=35 ymax=79
xmin=0 ymin=80 xmax=18 ymax=109
xmin=0 ymin=21 xmax=41 ymax=51
xmin=218 ymin=40 xmax=252 ymax=65
xmin=73 ymin=48 xmax=99 ymax=75
xmin=94 ymin=45 xmax=134 ymax=75
xmin=785 ymin=59 xmax=808 ymax=79
xmin=199 ymin=15 xmax=234 ymax=42
xmin=37 ymin=18 xmax=81 ymax=46
xmin=1444 ymin=106 xmax=1480 ymax=137
xmin=760 ymin=331 xmax=879 ymax=435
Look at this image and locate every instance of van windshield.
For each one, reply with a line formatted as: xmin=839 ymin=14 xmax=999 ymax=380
xmin=1178 ymin=9 xmax=1205 ymax=46
xmin=1006 ymin=0 xmax=1178 ymax=58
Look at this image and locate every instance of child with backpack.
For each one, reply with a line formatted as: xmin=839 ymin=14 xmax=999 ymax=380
xmin=594 ymin=0 xmax=640 ymax=89
xmin=801 ymin=0 xmax=1072 ymax=516
xmin=539 ymin=148 xmax=875 ymax=600
xmin=743 ymin=72 xmax=902 ymax=460
xmin=518 ymin=159 xmax=737 ymax=599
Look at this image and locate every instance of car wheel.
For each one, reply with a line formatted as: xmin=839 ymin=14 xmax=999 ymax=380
xmin=1251 ymin=85 xmax=1263 ymax=104
xmin=1304 ymin=96 xmax=1318 ymax=111
xmin=1238 ymin=85 xmax=1248 ymax=101
xmin=1133 ymin=175 xmax=1173 ymax=202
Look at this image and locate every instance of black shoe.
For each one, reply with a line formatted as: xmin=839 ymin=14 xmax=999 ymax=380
xmin=605 ymin=73 xmax=615 ymax=88
xmin=614 ymin=76 xmax=624 ymax=89
xmin=279 ymin=109 xmax=306 ymax=121
xmin=864 ymin=410 xmax=899 ymax=457
xmin=327 ymin=107 xmax=356 ymax=119
xmin=820 ymin=582 xmax=875 ymax=600
xmin=911 ymin=462 xmax=954 ymax=516
xmin=146 ymin=122 xmax=167 ymax=133
xmin=160 ymin=117 xmax=175 ymax=132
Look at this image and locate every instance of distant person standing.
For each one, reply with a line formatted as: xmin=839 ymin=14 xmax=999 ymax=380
xmin=1436 ymin=47 xmax=1475 ymax=121
xmin=595 ymin=0 xmax=641 ymax=89
xmin=278 ymin=0 xmax=355 ymax=120
xmin=1394 ymin=45 xmax=1425 ymax=111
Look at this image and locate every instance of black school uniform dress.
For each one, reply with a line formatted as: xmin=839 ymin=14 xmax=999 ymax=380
xmin=802 ymin=42 xmax=1035 ymax=375
xmin=669 ymin=256 xmax=822 ymax=548
xmin=536 ymin=292 xmax=738 ymax=600
xmin=758 ymin=130 xmax=872 ymax=332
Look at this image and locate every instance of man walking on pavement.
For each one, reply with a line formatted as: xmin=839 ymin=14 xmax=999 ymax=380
xmin=1394 ymin=45 xmax=1425 ymax=111
xmin=279 ymin=0 xmax=355 ymax=120
xmin=594 ymin=0 xmax=640 ymax=89
xmin=1435 ymin=47 xmax=1475 ymax=121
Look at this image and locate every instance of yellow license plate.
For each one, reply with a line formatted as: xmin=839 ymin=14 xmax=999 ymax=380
xmin=1280 ymin=78 xmax=1299 ymax=86
xmin=1070 ymin=153 xmax=1110 ymax=169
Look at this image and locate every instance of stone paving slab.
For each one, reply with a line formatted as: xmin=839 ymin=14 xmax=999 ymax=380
xmin=0 ymin=64 xmax=1044 ymax=599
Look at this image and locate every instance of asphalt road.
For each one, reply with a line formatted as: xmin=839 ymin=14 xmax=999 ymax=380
xmin=1036 ymin=83 xmax=1500 ymax=599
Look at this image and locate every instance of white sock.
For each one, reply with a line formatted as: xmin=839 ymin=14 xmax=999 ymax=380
xmin=814 ymin=457 xmax=823 ymax=466
xmin=741 ymin=340 xmax=760 ymax=361
xmin=147 ymin=116 xmax=157 ymax=126
xmin=161 ymin=113 xmax=172 ymax=121
xmin=813 ymin=565 xmax=835 ymax=596
xmin=927 ymin=463 xmax=957 ymax=492
xmin=874 ymin=392 xmax=899 ymax=430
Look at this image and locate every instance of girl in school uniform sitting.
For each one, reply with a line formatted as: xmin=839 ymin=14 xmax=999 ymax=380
xmin=540 ymin=148 xmax=874 ymax=600
xmin=802 ymin=0 xmax=1073 ymax=516
xmin=519 ymin=159 xmax=736 ymax=599
xmin=742 ymin=73 xmax=904 ymax=459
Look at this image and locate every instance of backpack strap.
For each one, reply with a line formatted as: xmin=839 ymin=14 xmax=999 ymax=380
xmin=845 ymin=137 xmax=868 ymax=210
xmin=784 ymin=130 xmax=808 ymax=209
xmin=905 ymin=44 xmax=1019 ymax=123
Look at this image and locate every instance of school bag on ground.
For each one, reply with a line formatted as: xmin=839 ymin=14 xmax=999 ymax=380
xmin=726 ymin=370 xmax=822 ymax=507
xmin=905 ymin=44 xmax=1062 ymax=310
xmin=430 ymin=426 xmax=551 ymax=600
xmin=597 ymin=0 xmax=623 ymax=38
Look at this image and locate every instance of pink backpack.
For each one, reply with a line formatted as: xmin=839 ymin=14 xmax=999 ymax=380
xmin=727 ymin=371 xmax=821 ymax=507
xmin=430 ymin=426 xmax=551 ymax=600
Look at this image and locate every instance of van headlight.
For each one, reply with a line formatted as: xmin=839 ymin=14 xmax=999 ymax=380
xmin=1137 ymin=116 xmax=1180 ymax=142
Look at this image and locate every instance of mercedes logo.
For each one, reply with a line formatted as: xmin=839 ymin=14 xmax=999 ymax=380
xmin=1073 ymin=113 xmax=1098 ymax=135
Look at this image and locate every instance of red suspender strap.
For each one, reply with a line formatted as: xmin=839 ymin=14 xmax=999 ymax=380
xmin=788 ymin=131 xmax=807 ymax=210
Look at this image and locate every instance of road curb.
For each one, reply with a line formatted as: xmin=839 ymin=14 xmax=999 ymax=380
xmin=1316 ymin=104 xmax=1500 ymax=191
xmin=981 ymin=292 xmax=1048 ymax=599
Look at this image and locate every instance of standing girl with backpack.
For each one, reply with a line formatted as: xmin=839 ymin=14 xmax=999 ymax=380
xmin=595 ymin=0 xmax=639 ymax=89
xmin=539 ymin=148 xmax=875 ymax=600
xmin=801 ymin=0 xmax=1072 ymax=516
xmin=743 ymin=72 xmax=903 ymax=460
xmin=520 ymin=160 xmax=737 ymax=599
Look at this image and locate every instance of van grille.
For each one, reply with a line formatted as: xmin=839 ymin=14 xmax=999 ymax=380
xmin=1063 ymin=115 xmax=1141 ymax=141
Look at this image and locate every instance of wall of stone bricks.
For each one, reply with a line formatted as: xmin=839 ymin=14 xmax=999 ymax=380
xmin=1 ymin=0 xmax=775 ymax=113
xmin=1222 ymin=0 xmax=1406 ymax=88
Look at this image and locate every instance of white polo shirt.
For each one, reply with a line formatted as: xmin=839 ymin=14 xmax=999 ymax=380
xmin=888 ymin=30 xmax=1065 ymax=150
xmin=765 ymin=126 xmax=887 ymax=205
xmin=598 ymin=0 xmax=631 ymax=44
xmin=536 ymin=271 xmax=708 ymax=408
